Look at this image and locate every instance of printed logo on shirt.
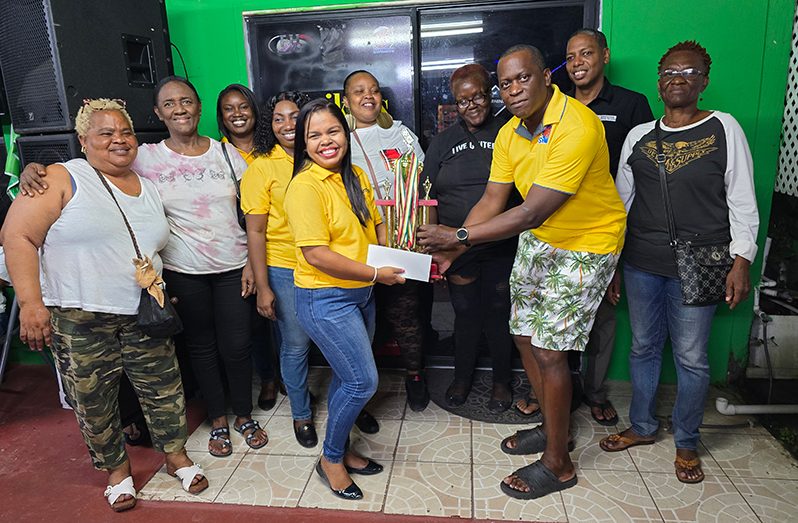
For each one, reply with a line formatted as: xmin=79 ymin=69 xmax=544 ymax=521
xmin=537 ymin=125 xmax=552 ymax=144
xmin=640 ymin=135 xmax=718 ymax=174
xmin=598 ymin=114 xmax=617 ymax=122
xmin=450 ymin=140 xmax=495 ymax=156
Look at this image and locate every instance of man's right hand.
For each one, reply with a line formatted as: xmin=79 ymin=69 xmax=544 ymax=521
xmin=19 ymin=162 xmax=48 ymax=197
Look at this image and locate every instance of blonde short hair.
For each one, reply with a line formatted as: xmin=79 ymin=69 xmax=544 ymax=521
xmin=74 ymin=98 xmax=135 ymax=137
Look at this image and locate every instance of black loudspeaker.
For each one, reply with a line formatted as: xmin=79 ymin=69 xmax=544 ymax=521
xmin=0 ymin=135 xmax=6 ymax=171
xmin=17 ymin=131 xmax=168 ymax=167
xmin=0 ymin=0 xmax=172 ymax=134
xmin=0 ymin=67 xmax=7 ymax=118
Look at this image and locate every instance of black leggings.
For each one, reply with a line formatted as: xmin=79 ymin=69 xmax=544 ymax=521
xmin=163 ymin=267 xmax=253 ymax=420
xmin=447 ymin=255 xmax=514 ymax=385
xmin=377 ymin=280 xmax=425 ymax=372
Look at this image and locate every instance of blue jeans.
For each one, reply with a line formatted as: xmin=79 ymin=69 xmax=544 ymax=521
xmin=295 ymin=285 xmax=377 ymax=463
xmin=269 ymin=266 xmax=312 ymax=421
xmin=624 ymin=263 xmax=716 ymax=450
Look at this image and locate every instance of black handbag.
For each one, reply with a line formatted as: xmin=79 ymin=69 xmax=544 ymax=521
xmin=221 ymin=142 xmax=247 ymax=230
xmin=94 ymin=168 xmax=183 ymax=337
xmin=655 ymin=120 xmax=733 ymax=306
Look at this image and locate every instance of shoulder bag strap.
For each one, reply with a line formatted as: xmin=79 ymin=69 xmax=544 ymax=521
xmin=655 ymin=119 xmax=678 ymax=246
xmin=93 ymin=167 xmax=143 ymax=260
xmin=220 ymin=142 xmax=242 ymax=199
xmin=351 ymin=129 xmax=384 ymax=200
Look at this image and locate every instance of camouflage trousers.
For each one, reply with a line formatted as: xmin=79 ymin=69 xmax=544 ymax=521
xmin=48 ymin=307 xmax=188 ymax=470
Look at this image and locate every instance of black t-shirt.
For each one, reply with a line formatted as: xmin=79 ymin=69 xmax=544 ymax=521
xmin=623 ymin=116 xmax=731 ymax=277
xmin=566 ymin=79 xmax=653 ymax=177
xmin=424 ymin=112 xmax=518 ymax=270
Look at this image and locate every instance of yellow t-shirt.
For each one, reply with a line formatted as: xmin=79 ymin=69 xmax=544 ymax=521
xmin=489 ymin=85 xmax=627 ymax=254
xmin=221 ymin=136 xmax=256 ymax=165
xmin=240 ymin=145 xmax=296 ymax=269
xmin=285 ymin=163 xmax=382 ymax=289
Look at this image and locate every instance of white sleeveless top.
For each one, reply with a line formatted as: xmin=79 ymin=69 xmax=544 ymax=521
xmin=41 ymin=158 xmax=170 ymax=315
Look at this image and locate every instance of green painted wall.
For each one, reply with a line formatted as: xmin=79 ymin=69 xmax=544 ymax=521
xmin=7 ymin=0 xmax=795 ymax=380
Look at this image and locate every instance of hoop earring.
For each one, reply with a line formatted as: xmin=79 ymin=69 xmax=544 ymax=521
xmin=342 ymin=104 xmax=357 ymax=131
xmin=376 ymin=106 xmax=394 ymax=129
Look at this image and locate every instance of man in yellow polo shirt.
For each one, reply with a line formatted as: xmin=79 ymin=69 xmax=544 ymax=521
xmin=418 ymin=44 xmax=626 ymax=500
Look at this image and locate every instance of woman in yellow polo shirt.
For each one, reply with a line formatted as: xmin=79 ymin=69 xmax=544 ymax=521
xmin=241 ymin=91 xmax=319 ymax=448
xmin=285 ymin=99 xmax=405 ymax=501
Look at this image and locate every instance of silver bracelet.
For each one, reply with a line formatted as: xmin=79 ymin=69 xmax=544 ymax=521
xmin=370 ymin=266 xmax=378 ymax=283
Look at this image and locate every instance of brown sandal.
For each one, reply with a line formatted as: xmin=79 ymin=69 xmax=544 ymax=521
xmin=599 ymin=430 xmax=656 ymax=452
xmin=674 ymin=455 xmax=705 ymax=484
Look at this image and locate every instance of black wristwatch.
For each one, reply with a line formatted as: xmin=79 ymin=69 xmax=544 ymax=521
xmin=455 ymin=227 xmax=471 ymax=247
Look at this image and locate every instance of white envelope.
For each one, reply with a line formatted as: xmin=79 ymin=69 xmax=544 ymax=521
xmin=366 ymin=244 xmax=432 ymax=282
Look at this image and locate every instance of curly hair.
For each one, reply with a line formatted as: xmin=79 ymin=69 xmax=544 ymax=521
xmin=659 ymin=40 xmax=712 ymax=76
xmin=449 ymin=63 xmax=491 ymax=93
xmin=216 ymin=84 xmax=261 ymax=142
xmin=75 ymin=98 xmax=134 ymax=137
xmin=253 ymin=90 xmax=310 ymax=156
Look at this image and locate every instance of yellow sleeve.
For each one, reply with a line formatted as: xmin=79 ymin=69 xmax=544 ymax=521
xmin=240 ymin=159 xmax=272 ymax=215
xmin=285 ymin=178 xmax=331 ymax=247
xmin=533 ymin=126 xmax=603 ymax=194
xmin=355 ymin=166 xmax=382 ymax=226
xmin=488 ymin=126 xmax=515 ymax=184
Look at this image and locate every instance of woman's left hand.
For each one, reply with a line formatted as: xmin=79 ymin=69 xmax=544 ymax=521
xmin=241 ymin=261 xmax=256 ymax=298
xmin=725 ymin=256 xmax=751 ymax=310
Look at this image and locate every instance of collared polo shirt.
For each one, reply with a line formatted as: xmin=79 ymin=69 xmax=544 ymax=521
xmin=565 ymin=78 xmax=654 ymax=177
xmin=240 ymin=145 xmax=296 ymax=269
xmin=489 ymin=84 xmax=627 ymax=255
xmin=221 ymin=136 xmax=257 ymax=165
xmin=285 ymin=162 xmax=382 ymax=289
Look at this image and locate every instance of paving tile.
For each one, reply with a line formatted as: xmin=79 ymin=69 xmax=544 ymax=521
xmin=384 ymin=461 xmax=471 ymax=518
xmin=643 ymin=472 xmax=759 ymax=522
xmin=363 ymin=388 xmax=406 ymax=420
xmin=702 ymin=432 xmax=798 ymax=479
xmin=729 ymin=476 xmax=798 ymax=523
xmin=573 ymin=432 xmax=637 ymax=472
xmin=348 ymin=419 xmax=402 ymax=461
xmin=473 ymin=463 xmax=567 ymax=521
xmin=562 ymin=469 xmax=663 ymax=522
xmin=138 ymin=451 xmax=245 ymax=503
xmin=403 ymin=396 xmax=462 ymax=422
xmin=471 ymin=421 xmax=534 ymax=468
xmin=395 ymin=419 xmax=471 ymax=463
xmin=215 ymin=454 xmax=315 ymax=507
xmin=298 ymin=460 xmax=391 ymax=512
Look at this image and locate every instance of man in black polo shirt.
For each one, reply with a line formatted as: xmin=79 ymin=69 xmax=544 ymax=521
xmin=564 ymin=28 xmax=654 ymax=426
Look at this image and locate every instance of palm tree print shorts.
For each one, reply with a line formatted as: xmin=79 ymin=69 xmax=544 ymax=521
xmin=509 ymin=231 xmax=619 ymax=351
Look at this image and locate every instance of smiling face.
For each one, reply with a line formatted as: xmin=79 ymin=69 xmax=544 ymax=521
xmin=79 ymin=110 xmax=138 ymax=171
xmin=272 ymin=99 xmax=300 ymax=154
xmin=343 ymin=72 xmax=382 ymax=128
xmin=497 ymin=50 xmax=552 ymax=124
xmin=154 ymin=80 xmax=201 ymax=138
xmin=565 ymin=33 xmax=609 ymax=89
xmin=220 ymin=89 xmax=255 ymax=139
xmin=304 ymin=109 xmax=348 ymax=171
xmin=453 ymin=78 xmax=491 ymax=131
xmin=657 ymin=49 xmax=709 ymax=110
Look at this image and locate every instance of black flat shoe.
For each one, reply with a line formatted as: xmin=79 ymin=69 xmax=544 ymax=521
xmin=294 ymin=421 xmax=318 ymax=448
xmin=345 ymin=459 xmax=384 ymax=476
xmin=315 ymin=460 xmax=363 ymax=500
xmin=258 ymin=381 xmax=277 ymax=411
xmin=355 ymin=410 xmax=379 ymax=434
xmin=445 ymin=380 xmax=471 ymax=407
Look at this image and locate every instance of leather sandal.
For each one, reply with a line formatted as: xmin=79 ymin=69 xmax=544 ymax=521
xmin=234 ymin=419 xmax=268 ymax=449
xmin=501 ymin=426 xmax=576 ymax=455
xmin=583 ymin=397 xmax=619 ymax=426
xmin=515 ymin=395 xmax=543 ymax=423
xmin=675 ymin=455 xmax=705 ymax=484
xmin=500 ymin=460 xmax=578 ymax=500
xmin=599 ymin=430 xmax=656 ymax=452
xmin=169 ymin=464 xmax=208 ymax=495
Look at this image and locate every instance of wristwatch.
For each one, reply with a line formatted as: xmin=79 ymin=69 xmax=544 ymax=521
xmin=455 ymin=227 xmax=471 ymax=247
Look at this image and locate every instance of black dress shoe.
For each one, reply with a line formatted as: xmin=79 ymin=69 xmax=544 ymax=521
xmin=294 ymin=421 xmax=318 ymax=448
xmin=355 ymin=410 xmax=379 ymax=434
xmin=345 ymin=459 xmax=384 ymax=475
xmin=406 ymin=374 xmax=430 ymax=412
xmin=315 ymin=460 xmax=363 ymax=500
xmin=445 ymin=380 xmax=471 ymax=407
xmin=258 ymin=381 xmax=277 ymax=411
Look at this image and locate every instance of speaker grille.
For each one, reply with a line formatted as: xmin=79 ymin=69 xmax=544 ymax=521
xmin=0 ymin=0 xmax=67 ymax=132
xmin=17 ymin=134 xmax=80 ymax=167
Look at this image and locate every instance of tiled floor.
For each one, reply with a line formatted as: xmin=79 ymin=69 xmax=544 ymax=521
xmin=139 ymin=368 xmax=798 ymax=522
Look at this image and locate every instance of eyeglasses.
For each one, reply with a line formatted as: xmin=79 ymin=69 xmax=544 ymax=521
xmin=658 ymin=68 xmax=705 ymax=81
xmin=456 ymin=93 xmax=488 ymax=109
